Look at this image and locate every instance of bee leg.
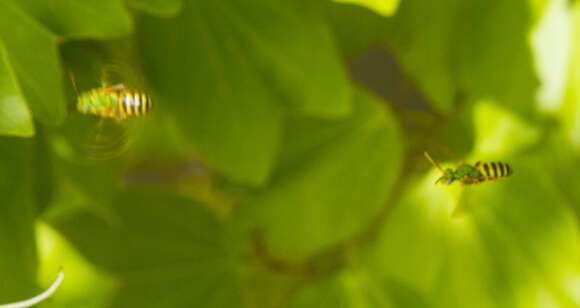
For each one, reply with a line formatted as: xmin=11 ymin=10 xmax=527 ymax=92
xmin=472 ymin=177 xmax=483 ymax=185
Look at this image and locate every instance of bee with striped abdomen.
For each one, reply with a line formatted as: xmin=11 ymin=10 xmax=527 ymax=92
xmin=76 ymin=84 xmax=152 ymax=121
xmin=424 ymin=152 xmax=513 ymax=185
xmin=69 ymin=70 xmax=152 ymax=159
xmin=474 ymin=161 xmax=513 ymax=181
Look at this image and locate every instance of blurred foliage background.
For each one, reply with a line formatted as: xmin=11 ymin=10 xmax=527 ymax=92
xmin=1 ymin=0 xmax=580 ymax=307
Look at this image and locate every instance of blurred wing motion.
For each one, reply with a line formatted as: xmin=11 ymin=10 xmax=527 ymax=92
xmin=83 ymin=118 xmax=132 ymax=160
xmin=70 ymin=67 xmax=152 ymax=160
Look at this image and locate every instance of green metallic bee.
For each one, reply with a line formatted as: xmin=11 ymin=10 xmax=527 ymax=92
xmin=71 ymin=71 xmax=152 ymax=121
xmin=69 ymin=69 xmax=152 ymax=159
xmin=424 ymin=152 xmax=513 ymax=185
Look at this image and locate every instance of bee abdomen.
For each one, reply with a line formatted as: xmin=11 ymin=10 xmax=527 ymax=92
xmin=477 ymin=162 xmax=513 ymax=180
xmin=119 ymin=90 xmax=152 ymax=119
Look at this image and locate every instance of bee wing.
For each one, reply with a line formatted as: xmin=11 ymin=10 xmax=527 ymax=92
xmin=83 ymin=118 xmax=131 ymax=160
xmin=100 ymin=63 xmax=125 ymax=88
xmin=99 ymin=60 xmax=147 ymax=91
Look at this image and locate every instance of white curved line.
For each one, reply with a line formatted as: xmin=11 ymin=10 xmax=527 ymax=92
xmin=0 ymin=271 xmax=64 ymax=308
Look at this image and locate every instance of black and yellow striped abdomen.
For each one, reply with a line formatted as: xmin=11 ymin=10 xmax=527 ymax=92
xmin=474 ymin=161 xmax=513 ymax=181
xmin=118 ymin=90 xmax=152 ymax=120
xmin=77 ymin=87 xmax=152 ymax=121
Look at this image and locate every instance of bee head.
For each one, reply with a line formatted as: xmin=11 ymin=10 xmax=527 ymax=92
xmin=435 ymin=168 xmax=455 ymax=185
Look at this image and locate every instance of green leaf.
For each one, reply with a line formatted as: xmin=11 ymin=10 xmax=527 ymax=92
xmin=531 ymin=0 xmax=573 ymax=112
xmin=136 ymin=5 xmax=280 ymax=186
xmin=333 ymin=0 xmax=401 ymax=16
xmin=46 ymin=136 xmax=121 ymax=212
xmin=238 ymin=90 xmax=402 ymax=256
xmin=48 ymin=190 xmax=240 ymax=307
xmin=383 ymin=0 xmax=461 ymax=112
xmin=36 ymin=222 xmax=116 ymax=308
xmin=472 ymin=101 xmax=540 ymax=157
xmin=0 ymin=49 xmax=33 ymax=136
xmin=209 ymin=0 xmax=352 ymax=117
xmin=0 ymin=2 xmax=66 ymax=125
xmin=384 ymin=0 xmax=539 ymax=117
xmin=451 ymin=0 xmax=539 ymax=118
xmin=289 ymin=268 xmax=429 ymax=308
xmin=136 ymin=0 xmax=352 ymax=185
xmin=560 ymin=3 xmax=580 ymax=149
xmin=367 ymin=175 xmax=451 ymax=300
xmin=531 ymin=133 xmax=580 ymax=224
xmin=0 ymin=96 xmax=34 ymax=137
xmin=0 ymin=138 xmax=38 ymax=303
xmin=325 ymin=2 xmax=389 ymax=57
xmin=32 ymin=127 xmax=55 ymax=213
xmin=528 ymin=0 xmax=552 ymax=21
xmin=7 ymin=0 xmax=132 ymax=38
xmin=126 ymin=0 xmax=183 ymax=16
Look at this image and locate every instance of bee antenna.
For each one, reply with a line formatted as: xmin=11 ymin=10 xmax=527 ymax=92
xmin=68 ymin=69 xmax=80 ymax=97
xmin=424 ymin=151 xmax=443 ymax=172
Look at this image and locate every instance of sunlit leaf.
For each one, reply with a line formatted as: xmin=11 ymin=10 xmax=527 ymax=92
xmin=473 ymin=101 xmax=540 ymax=157
xmin=362 ymin=153 xmax=580 ymax=308
xmin=0 ymin=48 xmax=34 ymax=137
xmin=531 ymin=133 xmax=580 ymax=224
xmin=368 ymin=174 xmax=453 ymax=298
xmin=290 ymin=267 xmax=429 ymax=308
xmin=333 ymin=0 xmax=400 ymax=16
xmin=0 ymin=96 xmax=34 ymax=137
xmin=561 ymin=3 xmax=580 ymax=149
xmin=528 ymin=0 xmax=552 ymax=20
xmin=459 ymin=156 xmax=580 ymax=307
xmin=36 ymin=222 xmax=115 ymax=308
xmin=531 ymin=0 xmax=573 ymax=112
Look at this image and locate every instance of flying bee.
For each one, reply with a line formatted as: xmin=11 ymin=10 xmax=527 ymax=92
xmin=69 ymin=69 xmax=152 ymax=159
xmin=424 ymin=152 xmax=513 ymax=185
xmin=74 ymin=80 xmax=152 ymax=121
